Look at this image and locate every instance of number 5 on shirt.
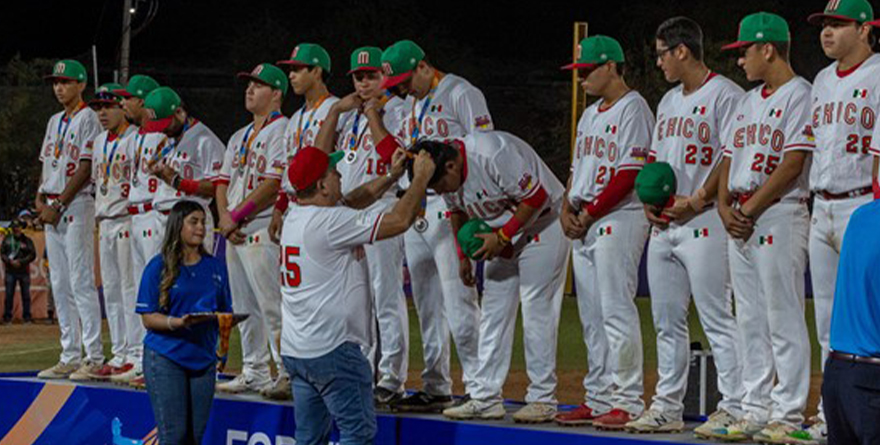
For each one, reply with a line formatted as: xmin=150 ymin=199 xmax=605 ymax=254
xmin=282 ymin=245 xmax=301 ymax=287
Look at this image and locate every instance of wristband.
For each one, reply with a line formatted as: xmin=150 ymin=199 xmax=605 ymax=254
xmin=275 ymin=193 xmax=290 ymax=213
xmin=499 ymin=216 xmax=523 ymax=243
xmin=171 ymin=174 xmax=182 ymax=190
xmin=376 ymin=134 xmax=400 ymax=164
xmin=179 ymin=179 xmax=200 ymax=195
xmin=496 ymin=228 xmax=512 ymax=245
xmin=230 ymin=200 xmax=258 ymax=224
xmin=166 ymin=316 xmax=176 ymax=331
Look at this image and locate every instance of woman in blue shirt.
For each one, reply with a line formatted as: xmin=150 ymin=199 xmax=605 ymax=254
xmin=137 ymin=200 xmax=231 ymax=445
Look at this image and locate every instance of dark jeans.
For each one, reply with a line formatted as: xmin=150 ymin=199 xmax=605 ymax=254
xmin=144 ymin=347 xmax=216 ymax=445
xmin=4 ymin=272 xmax=31 ymax=321
xmin=823 ymin=356 xmax=880 ymax=444
xmin=283 ymin=342 xmax=376 ymax=445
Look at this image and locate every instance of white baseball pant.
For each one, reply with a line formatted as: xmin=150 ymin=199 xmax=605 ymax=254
xmin=99 ymin=217 xmax=139 ymax=367
xmin=572 ymin=208 xmax=649 ymax=415
xmin=227 ymin=220 xmax=283 ymax=381
xmin=129 ymin=208 xmax=160 ymax=371
xmin=647 ymin=209 xmax=743 ymax=420
xmin=470 ymin=213 xmax=570 ymax=404
xmin=45 ymin=197 xmax=104 ymax=365
xmin=405 ymin=195 xmax=481 ymax=396
xmin=730 ymin=201 xmax=810 ymax=426
xmin=808 ymin=193 xmax=871 ymax=422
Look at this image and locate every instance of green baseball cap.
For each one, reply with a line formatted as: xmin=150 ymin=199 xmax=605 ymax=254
xmin=561 ymin=35 xmax=625 ymax=70
xmin=808 ymin=0 xmax=873 ymax=25
xmin=113 ymin=74 xmax=160 ymax=99
xmin=237 ymin=63 xmax=289 ymax=96
xmin=457 ymin=218 xmax=493 ymax=260
xmin=381 ymin=40 xmax=426 ymax=89
xmin=44 ymin=59 xmax=88 ymax=83
xmin=722 ymin=12 xmax=790 ymax=50
xmin=635 ymin=162 xmax=677 ymax=206
xmin=348 ymin=46 xmax=383 ymax=75
xmin=89 ymin=82 xmax=125 ymax=107
xmin=277 ymin=43 xmax=331 ymax=73
xmin=143 ymin=87 xmax=182 ymax=133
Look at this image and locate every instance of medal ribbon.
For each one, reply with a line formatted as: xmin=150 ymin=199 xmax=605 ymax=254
xmin=103 ymin=122 xmax=130 ymax=185
xmin=294 ymin=95 xmax=330 ymax=150
xmin=409 ymin=75 xmax=440 ymax=146
xmin=348 ymin=111 xmax=369 ymax=152
xmin=239 ymin=111 xmax=283 ymax=167
xmin=54 ymin=101 xmax=87 ymax=159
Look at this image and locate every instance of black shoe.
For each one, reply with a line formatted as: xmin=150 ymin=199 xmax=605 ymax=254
xmin=390 ymin=391 xmax=454 ymax=413
xmin=452 ymin=393 xmax=472 ymax=407
xmin=373 ymin=387 xmax=404 ymax=407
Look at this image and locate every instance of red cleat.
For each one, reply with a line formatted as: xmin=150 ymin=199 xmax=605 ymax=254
xmin=592 ymin=408 xmax=636 ymax=431
xmin=555 ymin=404 xmax=600 ymax=426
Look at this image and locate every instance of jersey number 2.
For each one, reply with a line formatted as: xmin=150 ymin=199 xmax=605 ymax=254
xmin=282 ymin=246 xmax=301 ymax=288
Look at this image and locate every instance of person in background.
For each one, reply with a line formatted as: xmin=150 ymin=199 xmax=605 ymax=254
xmin=136 ymin=200 xmax=232 ymax=445
xmin=2 ymin=219 xmax=37 ymax=323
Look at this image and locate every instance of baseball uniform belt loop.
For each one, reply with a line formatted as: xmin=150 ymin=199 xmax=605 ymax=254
xmin=830 ymin=351 xmax=880 ymax=366
xmin=44 ymin=194 xmax=61 ymax=203
xmin=819 ymin=186 xmax=872 ymax=201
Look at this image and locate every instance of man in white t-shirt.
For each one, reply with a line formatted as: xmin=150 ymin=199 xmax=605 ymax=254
xmin=280 ymin=145 xmax=434 ymax=445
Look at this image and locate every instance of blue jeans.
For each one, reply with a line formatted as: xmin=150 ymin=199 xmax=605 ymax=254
xmin=144 ymin=347 xmax=216 ymax=445
xmin=283 ymin=342 xmax=376 ymax=445
xmin=4 ymin=272 xmax=30 ymax=321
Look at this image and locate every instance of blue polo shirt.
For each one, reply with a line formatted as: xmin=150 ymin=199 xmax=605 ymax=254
xmin=830 ymin=200 xmax=880 ymax=358
xmin=136 ymin=254 xmax=232 ymax=370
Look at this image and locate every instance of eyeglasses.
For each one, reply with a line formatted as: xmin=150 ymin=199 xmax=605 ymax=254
xmin=655 ymin=45 xmax=678 ymax=60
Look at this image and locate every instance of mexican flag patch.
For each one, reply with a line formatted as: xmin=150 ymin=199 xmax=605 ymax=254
xmin=853 ymin=89 xmax=868 ymax=99
xmin=693 ymin=106 xmax=707 ymax=115
xmin=693 ymin=228 xmax=709 ymax=238
xmin=768 ymin=108 xmax=782 ymax=118
xmin=759 ymin=235 xmax=773 ymax=245
xmin=598 ymin=226 xmax=612 ymax=236
xmin=605 ymin=125 xmax=617 ymax=134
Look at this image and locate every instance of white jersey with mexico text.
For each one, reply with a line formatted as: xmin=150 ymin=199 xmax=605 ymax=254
xmin=152 ymin=121 xmax=225 ymax=211
xmin=279 ymin=204 xmax=382 ymax=358
xmin=568 ymin=91 xmax=654 ymax=211
xmin=219 ymin=113 xmax=288 ymax=219
xmin=93 ymin=124 xmax=138 ymax=218
xmin=392 ymin=74 xmax=493 ymax=147
xmin=337 ymin=96 xmax=406 ymax=197
xmin=724 ymin=77 xmax=815 ymax=200
xmin=127 ymin=130 xmax=167 ymax=205
xmin=812 ymin=54 xmax=880 ymax=193
xmin=38 ymin=104 xmax=101 ymax=197
xmin=281 ymin=96 xmax=341 ymax=194
xmin=652 ymin=73 xmax=744 ymax=196
xmin=442 ymin=131 xmax=564 ymax=229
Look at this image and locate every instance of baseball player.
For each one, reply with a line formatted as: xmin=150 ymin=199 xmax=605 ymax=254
xmin=312 ymin=46 xmax=418 ymax=409
xmin=214 ymin=63 xmax=290 ymax=398
xmin=279 ymin=146 xmax=433 ymax=445
xmin=87 ymin=83 xmax=139 ymax=381
xmin=710 ymin=13 xmax=814 ymax=443
xmin=406 ymin=133 xmax=569 ymax=423
xmin=553 ymin=36 xmax=653 ymax=430
xmin=110 ymin=74 xmax=161 ymax=385
xmin=641 ymin=17 xmax=745 ymax=436
xmin=142 ymin=87 xmax=224 ymax=254
xmin=269 ymin=43 xmax=340 ymax=242
xmin=35 ymin=60 xmax=105 ymax=380
xmin=806 ymin=0 xmax=880 ymax=440
xmin=367 ymin=39 xmax=486 ymax=410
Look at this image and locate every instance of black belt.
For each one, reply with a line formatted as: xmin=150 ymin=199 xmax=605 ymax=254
xmin=830 ymin=351 xmax=880 ymax=366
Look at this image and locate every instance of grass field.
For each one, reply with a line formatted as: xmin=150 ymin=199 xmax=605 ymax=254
xmin=0 ymin=297 xmax=823 ymax=414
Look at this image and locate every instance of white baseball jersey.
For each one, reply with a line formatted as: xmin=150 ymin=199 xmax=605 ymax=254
xmin=337 ymin=96 xmax=406 ymax=196
xmin=812 ymin=54 xmax=880 ymax=192
xmin=392 ymin=74 xmax=493 ymax=147
xmin=152 ymin=121 xmax=225 ymax=212
xmin=38 ymin=104 xmax=101 ymax=197
xmin=281 ymin=96 xmax=341 ymax=194
xmin=279 ymin=204 xmax=382 ymax=358
xmin=569 ymin=91 xmax=654 ymax=210
xmin=442 ymin=131 xmax=564 ymax=229
xmin=219 ymin=113 xmax=289 ymax=220
xmin=725 ymin=77 xmax=815 ymax=200
xmin=127 ymin=130 xmax=167 ymax=205
xmin=652 ymin=73 xmax=744 ymax=196
xmin=93 ymin=124 xmax=138 ymax=218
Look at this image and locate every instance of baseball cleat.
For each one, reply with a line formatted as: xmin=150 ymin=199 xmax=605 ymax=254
xmin=390 ymin=391 xmax=454 ymax=413
xmin=442 ymin=399 xmax=505 ymax=421
xmin=37 ymin=361 xmax=80 ymax=379
xmin=786 ymin=420 xmax=826 ymax=445
xmin=593 ymin=408 xmax=636 ymax=431
xmin=373 ymin=387 xmax=405 ymax=408
xmin=216 ymin=373 xmax=271 ymax=394
xmin=555 ymin=404 xmax=600 ymax=426
xmin=625 ymin=409 xmax=685 ymax=433
xmin=260 ymin=375 xmax=292 ymax=401
xmin=69 ymin=361 xmax=105 ymax=382
xmin=512 ymin=402 xmax=557 ymax=424
xmin=753 ymin=421 xmax=799 ymax=444
xmin=694 ymin=409 xmax=739 ymax=439
xmin=709 ymin=418 xmax=764 ymax=442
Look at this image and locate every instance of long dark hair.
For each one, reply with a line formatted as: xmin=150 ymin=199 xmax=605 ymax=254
xmin=158 ymin=200 xmax=209 ymax=312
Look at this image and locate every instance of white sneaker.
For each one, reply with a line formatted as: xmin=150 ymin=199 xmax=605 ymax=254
xmin=110 ymin=366 xmax=141 ymax=384
xmin=69 ymin=361 xmax=104 ymax=381
xmin=260 ymin=375 xmax=292 ymax=401
xmin=512 ymin=403 xmax=557 ymax=424
xmin=216 ymin=373 xmax=271 ymax=394
xmin=787 ymin=421 xmax=827 ymax=445
xmin=753 ymin=421 xmax=799 ymax=444
xmin=625 ymin=409 xmax=685 ymax=433
xmin=37 ymin=361 xmax=80 ymax=379
xmin=694 ymin=409 xmax=738 ymax=439
xmin=443 ymin=399 xmax=506 ymax=420
xmin=709 ymin=418 xmax=765 ymax=442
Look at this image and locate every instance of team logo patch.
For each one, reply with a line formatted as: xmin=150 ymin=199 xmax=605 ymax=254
xmin=357 ymin=51 xmax=370 ymax=64
xmin=54 ymin=61 xmax=66 ymax=75
xmin=802 ymin=125 xmax=816 ymax=142
xmin=631 ymin=147 xmax=649 ymax=160
xmin=382 ymin=62 xmax=394 ymax=76
xmin=518 ymin=173 xmax=533 ymax=192
xmin=212 ymin=161 xmax=222 ymax=170
xmin=475 ymin=115 xmax=491 ymax=129
xmin=291 ymin=46 xmax=300 ymax=59
xmin=252 ymin=65 xmax=264 ymax=76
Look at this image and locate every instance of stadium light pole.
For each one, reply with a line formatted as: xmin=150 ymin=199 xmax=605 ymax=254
xmin=120 ymin=0 xmax=133 ymax=84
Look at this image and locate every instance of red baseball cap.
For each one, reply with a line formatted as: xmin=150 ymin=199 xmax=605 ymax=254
xmin=287 ymin=146 xmax=345 ymax=192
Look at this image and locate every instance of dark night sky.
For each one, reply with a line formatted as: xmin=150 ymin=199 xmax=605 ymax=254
xmin=0 ymin=1 xmax=839 ymax=81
